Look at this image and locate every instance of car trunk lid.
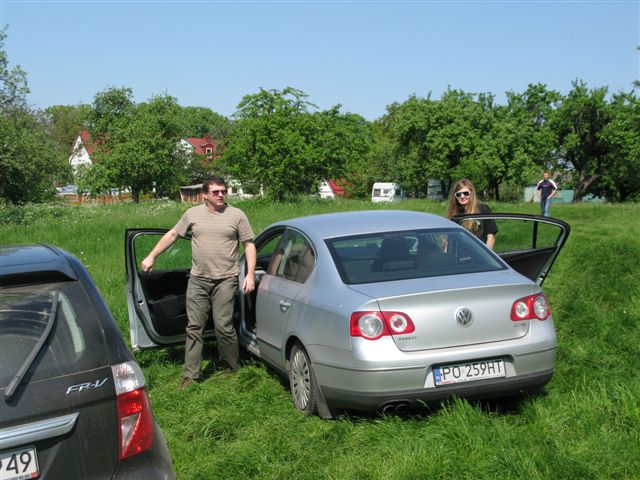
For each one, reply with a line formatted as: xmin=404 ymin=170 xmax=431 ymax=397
xmin=349 ymin=270 xmax=535 ymax=351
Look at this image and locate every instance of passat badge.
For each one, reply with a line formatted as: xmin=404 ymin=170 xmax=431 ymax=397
xmin=455 ymin=307 xmax=473 ymax=327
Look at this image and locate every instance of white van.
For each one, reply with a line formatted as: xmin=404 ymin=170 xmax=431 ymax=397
xmin=371 ymin=182 xmax=405 ymax=203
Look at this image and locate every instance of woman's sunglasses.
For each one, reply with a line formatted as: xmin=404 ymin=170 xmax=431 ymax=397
xmin=455 ymin=191 xmax=471 ymax=198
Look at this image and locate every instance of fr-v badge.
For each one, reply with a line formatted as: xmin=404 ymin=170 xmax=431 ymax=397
xmin=455 ymin=307 xmax=473 ymax=327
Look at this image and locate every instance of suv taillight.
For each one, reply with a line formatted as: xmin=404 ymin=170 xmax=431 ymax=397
xmin=510 ymin=294 xmax=551 ymax=321
xmin=350 ymin=311 xmax=415 ymax=340
xmin=112 ymin=361 xmax=154 ymax=460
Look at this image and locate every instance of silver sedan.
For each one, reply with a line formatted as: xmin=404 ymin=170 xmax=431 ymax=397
xmin=126 ymin=210 xmax=569 ymax=417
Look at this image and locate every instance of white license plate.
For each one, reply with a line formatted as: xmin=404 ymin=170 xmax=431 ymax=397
xmin=434 ymin=358 xmax=506 ymax=386
xmin=0 ymin=446 xmax=39 ymax=480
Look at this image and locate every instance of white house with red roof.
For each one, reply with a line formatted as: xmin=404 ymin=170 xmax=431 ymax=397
xmin=318 ymin=180 xmax=346 ymax=199
xmin=177 ymin=136 xmax=221 ymax=158
xmin=69 ymin=130 xmax=95 ymax=172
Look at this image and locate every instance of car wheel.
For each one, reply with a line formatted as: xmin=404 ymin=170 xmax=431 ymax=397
xmin=289 ymin=343 xmax=317 ymax=415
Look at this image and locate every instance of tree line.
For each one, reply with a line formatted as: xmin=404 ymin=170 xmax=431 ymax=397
xmin=2 ymin=28 xmax=639 ymax=204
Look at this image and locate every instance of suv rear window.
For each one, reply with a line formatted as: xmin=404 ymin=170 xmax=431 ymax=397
xmin=326 ymin=228 xmax=506 ymax=285
xmin=0 ymin=281 xmax=108 ymax=388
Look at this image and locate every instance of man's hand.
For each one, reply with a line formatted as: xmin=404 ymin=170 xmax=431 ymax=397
xmin=141 ymin=255 xmax=155 ymax=272
xmin=140 ymin=229 xmax=180 ymax=273
xmin=243 ymin=275 xmax=255 ymax=293
xmin=242 ymin=240 xmax=257 ymax=293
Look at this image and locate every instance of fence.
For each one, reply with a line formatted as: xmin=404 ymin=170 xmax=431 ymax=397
xmin=58 ymin=193 xmax=132 ymax=205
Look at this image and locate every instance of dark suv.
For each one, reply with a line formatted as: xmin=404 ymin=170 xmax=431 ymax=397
xmin=0 ymin=244 xmax=175 ymax=479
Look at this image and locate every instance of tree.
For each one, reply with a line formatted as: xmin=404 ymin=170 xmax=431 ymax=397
xmin=391 ymin=90 xmax=493 ymax=198
xmin=0 ymin=27 xmax=29 ymax=110
xmin=223 ymin=87 xmax=371 ymax=199
xmin=87 ymin=86 xmax=136 ymax=139
xmin=179 ymin=106 xmax=231 ymax=138
xmin=494 ymin=84 xmax=561 ymax=199
xmin=551 ymin=81 xmax=611 ymax=201
xmin=44 ymin=104 xmax=90 ymax=159
xmin=597 ymin=91 xmax=640 ymax=201
xmin=82 ymin=87 xmax=186 ymax=202
xmin=387 ymin=94 xmax=438 ymax=197
xmin=0 ymin=27 xmax=70 ymax=203
xmin=1 ymin=109 xmax=72 ymax=203
xmin=343 ymin=114 xmax=388 ymax=199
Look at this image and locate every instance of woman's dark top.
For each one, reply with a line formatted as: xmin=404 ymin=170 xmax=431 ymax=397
xmin=476 ymin=203 xmax=498 ymax=244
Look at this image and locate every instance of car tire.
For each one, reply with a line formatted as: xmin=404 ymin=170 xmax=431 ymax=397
xmin=289 ymin=343 xmax=317 ymax=415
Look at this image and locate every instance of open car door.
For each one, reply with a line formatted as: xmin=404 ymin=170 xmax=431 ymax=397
xmin=125 ymin=228 xmax=215 ymax=350
xmin=452 ymin=214 xmax=570 ymax=285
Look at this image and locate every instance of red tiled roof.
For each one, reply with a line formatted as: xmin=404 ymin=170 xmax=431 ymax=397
xmin=184 ymin=136 xmax=220 ymax=156
xmin=79 ymin=130 xmax=95 ymax=156
xmin=328 ymin=179 xmax=345 ymax=196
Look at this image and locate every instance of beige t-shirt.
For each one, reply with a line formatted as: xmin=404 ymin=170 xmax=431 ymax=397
xmin=174 ymin=203 xmax=254 ymax=279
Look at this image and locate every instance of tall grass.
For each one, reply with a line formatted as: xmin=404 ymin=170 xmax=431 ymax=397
xmin=1 ymin=199 xmax=638 ymax=479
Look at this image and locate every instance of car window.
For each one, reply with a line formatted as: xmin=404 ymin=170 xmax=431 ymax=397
xmin=0 ymin=281 xmax=108 ymax=388
xmin=257 ymin=232 xmax=284 ymax=272
xmin=268 ymin=231 xmax=315 ymax=283
xmin=134 ymin=234 xmax=192 ymax=272
xmin=326 ymin=228 xmax=506 ymax=285
xmin=489 ymin=218 xmax=562 ymax=254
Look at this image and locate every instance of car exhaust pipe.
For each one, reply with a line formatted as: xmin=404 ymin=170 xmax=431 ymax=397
xmin=381 ymin=401 xmax=410 ymax=415
xmin=382 ymin=403 xmax=396 ymax=415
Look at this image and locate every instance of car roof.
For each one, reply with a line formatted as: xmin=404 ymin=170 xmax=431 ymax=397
xmin=0 ymin=244 xmax=78 ymax=282
xmin=273 ymin=210 xmax=456 ymax=240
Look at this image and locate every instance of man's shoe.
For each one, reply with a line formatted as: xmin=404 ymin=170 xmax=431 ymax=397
xmin=180 ymin=377 xmax=196 ymax=389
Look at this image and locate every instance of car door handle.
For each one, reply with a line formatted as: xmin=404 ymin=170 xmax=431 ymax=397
xmin=279 ymin=300 xmax=291 ymax=313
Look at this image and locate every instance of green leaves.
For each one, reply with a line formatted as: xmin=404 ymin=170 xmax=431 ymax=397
xmin=84 ymin=88 xmax=186 ymax=202
xmin=224 ymin=88 xmax=372 ymax=200
xmin=0 ymin=108 xmax=71 ymax=203
xmin=550 ymin=81 xmax=612 ymax=201
xmin=0 ymin=27 xmax=29 ymax=111
xmin=0 ymin=28 xmax=70 ymax=203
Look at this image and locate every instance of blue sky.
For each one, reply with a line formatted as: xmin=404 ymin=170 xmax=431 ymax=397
xmin=1 ymin=1 xmax=638 ymax=120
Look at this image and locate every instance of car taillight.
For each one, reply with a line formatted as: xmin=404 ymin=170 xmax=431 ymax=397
xmin=350 ymin=311 xmax=415 ymax=340
xmin=112 ymin=361 xmax=154 ymax=460
xmin=510 ymin=294 xmax=550 ymax=321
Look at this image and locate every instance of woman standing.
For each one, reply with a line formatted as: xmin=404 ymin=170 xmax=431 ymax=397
xmin=445 ymin=179 xmax=497 ymax=250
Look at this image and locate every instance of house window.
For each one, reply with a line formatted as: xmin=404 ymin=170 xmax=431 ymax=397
xmin=205 ymin=147 xmax=213 ymax=156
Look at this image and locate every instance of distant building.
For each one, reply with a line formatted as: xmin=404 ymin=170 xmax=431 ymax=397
xmin=318 ymin=180 xmax=346 ymax=199
xmin=177 ymin=136 xmax=221 ymax=160
xmin=69 ymin=130 xmax=95 ymax=172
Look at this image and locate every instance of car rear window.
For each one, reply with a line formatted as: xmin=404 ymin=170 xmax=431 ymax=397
xmin=326 ymin=228 xmax=506 ymax=285
xmin=0 ymin=281 xmax=109 ymax=388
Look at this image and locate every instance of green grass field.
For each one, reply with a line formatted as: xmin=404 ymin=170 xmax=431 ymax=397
xmin=1 ymin=199 xmax=638 ymax=479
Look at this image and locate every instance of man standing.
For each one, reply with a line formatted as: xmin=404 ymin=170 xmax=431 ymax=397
xmin=536 ymin=172 xmax=558 ymax=217
xmin=141 ymin=177 xmax=256 ymax=386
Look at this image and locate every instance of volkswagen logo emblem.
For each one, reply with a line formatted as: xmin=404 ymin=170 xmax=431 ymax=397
xmin=455 ymin=307 xmax=474 ymax=327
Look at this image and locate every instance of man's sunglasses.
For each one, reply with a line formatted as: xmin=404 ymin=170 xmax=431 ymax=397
xmin=455 ymin=191 xmax=471 ymax=198
xmin=208 ymin=189 xmax=227 ymax=196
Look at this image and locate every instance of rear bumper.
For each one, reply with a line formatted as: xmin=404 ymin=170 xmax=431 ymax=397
xmin=322 ymin=369 xmax=553 ymax=412
xmin=311 ymin=331 xmax=557 ymax=412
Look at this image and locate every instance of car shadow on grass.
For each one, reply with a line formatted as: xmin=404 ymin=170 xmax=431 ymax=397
xmin=328 ymin=389 xmax=550 ymax=423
